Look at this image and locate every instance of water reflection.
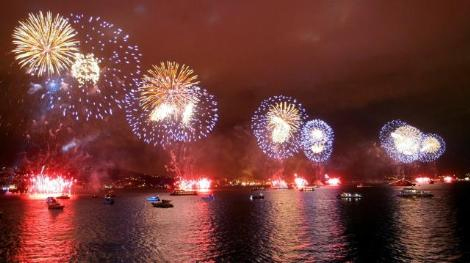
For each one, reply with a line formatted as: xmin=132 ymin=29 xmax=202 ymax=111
xmin=14 ymin=197 xmax=76 ymax=262
xmin=395 ymin=186 xmax=461 ymax=262
xmin=0 ymin=185 xmax=469 ymax=261
xmin=269 ymin=189 xmax=348 ymax=261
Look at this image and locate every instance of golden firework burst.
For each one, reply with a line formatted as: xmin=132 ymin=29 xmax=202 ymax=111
xmin=266 ymin=101 xmax=302 ymax=143
xmin=139 ymin=62 xmax=199 ymax=121
xmin=12 ymin=11 xmax=79 ymax=76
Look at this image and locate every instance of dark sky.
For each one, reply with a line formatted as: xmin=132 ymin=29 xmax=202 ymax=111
xmin=1 ymin=1 xmax=470 ymax=179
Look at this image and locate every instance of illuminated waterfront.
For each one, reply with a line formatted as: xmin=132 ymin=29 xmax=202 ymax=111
xmin=1 ymin=184 xmax=470 ymax=262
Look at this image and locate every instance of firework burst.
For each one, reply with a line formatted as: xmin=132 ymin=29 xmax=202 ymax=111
xmin=380 ymin=120 xmax=423 ymax=163
xmin=139 ymin=62 xmax=200 ymax=117
xmin=251 ymin=95 xmax=307 ymax=159
xmin=419 ymin=133 xmax=445 ymax=162
xmin=300 ymin=119 xmax=334 ymax=163
xmin=126 ymin=85 xmax=218 ymax=147
xmin=12 ymin=11 xmax=79 ymax=76
xmin=41 ymin=13 xmax=142 ymax=121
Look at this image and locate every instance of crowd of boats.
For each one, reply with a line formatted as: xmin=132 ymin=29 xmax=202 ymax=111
xmin=38 ymin=185 xmax=437 ymax=211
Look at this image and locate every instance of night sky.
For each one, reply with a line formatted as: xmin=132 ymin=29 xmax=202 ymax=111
xmin=1 ymin=1 xmax=470 ymax=179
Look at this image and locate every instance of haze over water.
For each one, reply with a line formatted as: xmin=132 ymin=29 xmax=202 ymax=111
xmin=1 ymin=184 xmax=470 ymax=262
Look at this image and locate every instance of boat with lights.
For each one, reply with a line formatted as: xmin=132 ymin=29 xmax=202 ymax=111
xmin=398 ymin=187 xmax=433 ymax=198
xmin=170 ymin=190 xmax=198 ymax=196
xmin=250 ymin=192 xmax=264 ymax=200
xmin=152 ymin=199 xmax=174 ymax=208
xmin=146 ymin=196 xmax=161 ymax=202
xmin=338 ymin=192 xmax=363 ymax=200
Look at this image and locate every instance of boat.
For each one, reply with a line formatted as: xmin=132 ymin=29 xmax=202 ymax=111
xmin=300 ymin=186 xmax=315 ymax=192
xmin=46 ymin=197 xmax=64 ymax=209
xmin=170 ymin=190 xmax=198 ymax=196
xmin=389 ymin=179 xmax=415 ymax=187
xmin=201 ymin=194 xmax=215 ymax=201
xmin=146 ymin=196 xmax=161 ymax=202
xmin=398 ymin=187 xmax=433 ymax=198
xmin=250 ymin=192 xmax=264 ymax=200
xmin=104 ymin=195 xmax=114 ymax=205
xmin=46 ymin=197 xmax=56 ymax=204
xmin=338 ymin=192 xmax=363 ymax=200
xmin=48 ymin=202 xmax=65 ymax=210
xmin=56 ymin=195 xmax=70 ymax=199
xmin=152 ymin=200 xmax=174 ymax=208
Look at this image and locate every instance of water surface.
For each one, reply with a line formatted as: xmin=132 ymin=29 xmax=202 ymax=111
xmin=1 ymin=184 xmax=469 ymax=262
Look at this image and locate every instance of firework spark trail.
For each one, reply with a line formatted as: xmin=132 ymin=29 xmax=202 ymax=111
xmin=12 ymin=11 xmax=79 ymax=76
xmin=40 ymin=13 xmax=142 ymax=121
xmin=251 ymin=95 xmax=307 ymax=159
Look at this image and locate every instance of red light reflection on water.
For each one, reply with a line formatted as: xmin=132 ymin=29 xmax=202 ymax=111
xmin=14 ymin=197 xmax=75 ymax=262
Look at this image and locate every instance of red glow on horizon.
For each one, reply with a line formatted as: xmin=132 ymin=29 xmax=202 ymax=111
xmin=28 ymin=174 xmax=73 ymax=199
xmin=271 ymin=179 xmax=288 ymax=189
xmin=443 ymin=176 xmax=454 ymax=183
xmin=175 ymin=177 xmax=212 ymax=192
xmin=326 ymin=177 xmax=341 ymax=186
xmin=415 ymin=177 xmax=431 ymax=185
xmin=294 ymin=176 xmax=308 ymax=189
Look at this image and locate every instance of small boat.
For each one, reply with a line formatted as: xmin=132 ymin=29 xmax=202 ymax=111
xmin=146 ymin=196 xmax=161 ymax=202
xmin=46 ymin=197 xmax=56 ymax=204
xmin=338 ymin=192 xmax=363 ymax=200
xmin=56 ymin=195 xmax=70 ymax=199
xmin=250 ymin=192 xmax=264 ymax=200
xmin=201 ymin=194 xmax=215 ymax=201
xmin=104 ymin=195 xmax=114 ymax=205
xmin=356 ymin=183 xmax=373 ymax=188
xmin=398 ymin=187 xmax=433 ymax=198
xmin=300 ymin=186 xmax=315 ymax=192
xmin=48 ymin=203 xmax=65 ymax=210
xmin=170 ymin=190 xmax=198 ymax=196
xmin=46 ymin=197 xmax=64 ymax=209
xmin=152 ymin=200 xmax=174 ymax=208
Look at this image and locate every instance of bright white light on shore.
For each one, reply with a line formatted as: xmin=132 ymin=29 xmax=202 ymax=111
xmin=294 ymin=177 xmax=308 ymax=189
xmin=443 ymin=176 xmax=453 ymax=183
xmin=326 ymin=177 xmax=340 ymax=186
xmin=415 ymin=177 xmax=431 ymax=184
